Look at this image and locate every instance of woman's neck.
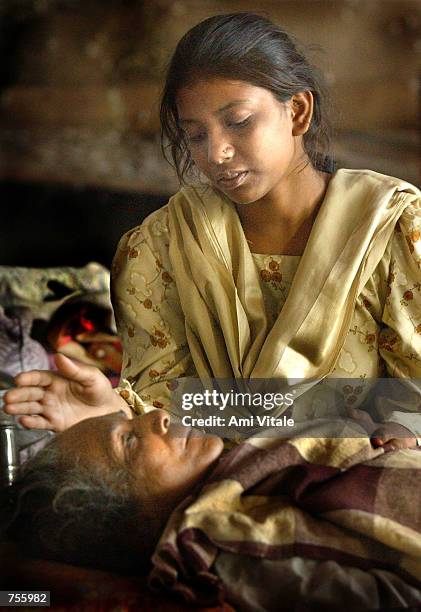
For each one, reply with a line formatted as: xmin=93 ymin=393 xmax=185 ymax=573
xmin=236 ymin=163 xmax=332 ymax=256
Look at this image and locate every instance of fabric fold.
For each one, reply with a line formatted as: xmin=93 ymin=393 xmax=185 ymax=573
xmin=167 ymin=169 xmax=419 ymax=386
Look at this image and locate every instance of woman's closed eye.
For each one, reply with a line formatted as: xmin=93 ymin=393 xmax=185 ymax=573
xmin=110 ymin=423 xmax=138 ymax=465
xmin=124 ymin=431 xmax=137 ymax=447
xmin=228 ymin=115 xmax=252 ymax=129
xmin=122 ymin=431 xmax=138 ymax=460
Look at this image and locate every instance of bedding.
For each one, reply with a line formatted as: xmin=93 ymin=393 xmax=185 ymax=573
xmin=0 ymin=263 xmax=112 ymax=320
xmin=150 ymin=418 xmax=421 ymax=610
xmin=0 ymin=263 xmax=122 ymax=468
xmin=0 ymin=542 xmax=233 ymax=611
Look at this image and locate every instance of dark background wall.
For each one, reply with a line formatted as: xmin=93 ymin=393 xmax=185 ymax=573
xmin=1 ymin=180 xmax=167 ymax=267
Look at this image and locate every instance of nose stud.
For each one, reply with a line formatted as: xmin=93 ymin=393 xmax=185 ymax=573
xmin=217 ymin=146 xmax=234 ymax=164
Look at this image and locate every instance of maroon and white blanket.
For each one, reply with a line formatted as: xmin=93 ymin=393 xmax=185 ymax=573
xmin=150 ymin=419 xmax=421 ymax=610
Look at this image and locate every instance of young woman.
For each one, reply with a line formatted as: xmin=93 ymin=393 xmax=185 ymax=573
xmin=4 ymin=12 xmax=421 ymax=450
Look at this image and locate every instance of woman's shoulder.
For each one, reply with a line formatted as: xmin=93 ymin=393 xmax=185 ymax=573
xmin=132 ymin=202 xmax=171 ymax=237
xmin=113 ymin=203 xmax=171 ymax=260
xmin=119 ymin=184 xmax=220 ymax=243
xmin=333 ymin=168 xmax=420 ymax=197
xmin=111 ymin=205 xmax=171 ymax=279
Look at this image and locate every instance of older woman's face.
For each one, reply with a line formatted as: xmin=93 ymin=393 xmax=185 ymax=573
xmin=57 ymin=410 xmax=223 ymax=510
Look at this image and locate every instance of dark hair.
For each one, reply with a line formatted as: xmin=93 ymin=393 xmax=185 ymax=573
xmin=160 ymin=12 xmax=334 ymax=183
xmin=3 ymin=438 xmax=161 ymax=574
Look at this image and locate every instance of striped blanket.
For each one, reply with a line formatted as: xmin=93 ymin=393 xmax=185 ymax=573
xmin=149 ymin=419 xmax=421 ymax=611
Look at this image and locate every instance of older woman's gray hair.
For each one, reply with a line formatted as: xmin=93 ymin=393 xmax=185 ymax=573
xmin=2 ymin=438 xmax=161 ymax=573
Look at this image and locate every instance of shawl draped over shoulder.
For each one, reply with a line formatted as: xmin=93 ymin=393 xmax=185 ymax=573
xmin=166 ymin=168 xmax=419 ymax=381
xmin=112 ymin=169 xmax=421 ymax=434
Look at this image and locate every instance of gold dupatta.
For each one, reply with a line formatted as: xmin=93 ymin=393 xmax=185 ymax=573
xmin=168 ymin=169 xmax=420 ymax=382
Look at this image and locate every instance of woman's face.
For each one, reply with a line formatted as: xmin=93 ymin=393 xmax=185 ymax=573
xmin=57 ymin=410 xmax=223 ymax=511
xmin=176 ymin=77 xmax=310 ymax=206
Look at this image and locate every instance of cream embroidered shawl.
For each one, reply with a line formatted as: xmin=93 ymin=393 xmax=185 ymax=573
xmin=167 ymin=169 xmax=420 ymax=382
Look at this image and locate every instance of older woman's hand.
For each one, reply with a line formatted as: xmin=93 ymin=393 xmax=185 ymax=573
xmin=370 ymin=422 xmax=418 ymax=451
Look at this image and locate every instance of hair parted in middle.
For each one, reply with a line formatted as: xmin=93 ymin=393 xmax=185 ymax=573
xmin=160 ymin=12 xmax=333 ymax=183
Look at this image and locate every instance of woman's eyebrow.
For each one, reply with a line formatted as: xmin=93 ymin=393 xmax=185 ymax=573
xmin=179 ymin=99 xmax=252 ymax=125
xmin=217 ymin=99 xmax=252 ymax=113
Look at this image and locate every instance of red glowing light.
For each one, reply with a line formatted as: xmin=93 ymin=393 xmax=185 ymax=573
xmin=80 ymin=315 xmax=95 ymax=332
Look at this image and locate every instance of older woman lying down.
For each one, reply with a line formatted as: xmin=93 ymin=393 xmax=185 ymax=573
xmin=4 ymin=408 xmax=421 ymax=611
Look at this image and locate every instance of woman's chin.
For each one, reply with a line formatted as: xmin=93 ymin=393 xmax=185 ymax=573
xmin=229 ymin=191 xmax=265 ymax=206
xmin=217 ymin=184 xmax=263 ymax=206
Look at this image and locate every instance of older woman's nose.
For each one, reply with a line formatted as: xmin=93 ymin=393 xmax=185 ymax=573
xmin=151 ymin=409 xmax=170 ymax=435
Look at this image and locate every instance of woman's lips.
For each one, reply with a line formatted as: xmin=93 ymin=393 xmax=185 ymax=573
xmin=168 ymin=423 xmax=199 ymax=448
xmin=216 ymin=170 xmax=249 ymax=190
